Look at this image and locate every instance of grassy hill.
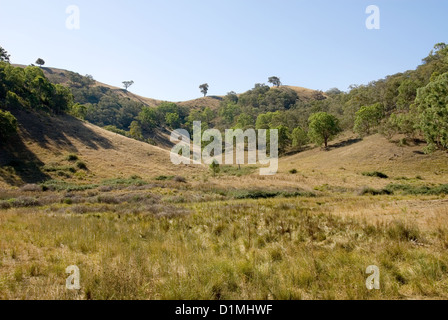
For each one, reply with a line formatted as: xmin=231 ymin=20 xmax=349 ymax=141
xmin=2 ymin=63 xmax=448 ymax=300
xmin=0 ymin=108 xmax=205 ymax=188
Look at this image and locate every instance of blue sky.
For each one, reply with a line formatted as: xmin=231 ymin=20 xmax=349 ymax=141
xmin=1 ymin=0 xmax=447 ymax=101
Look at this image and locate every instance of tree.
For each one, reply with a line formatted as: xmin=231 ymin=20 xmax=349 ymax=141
xmin=69 ymin=103 xmax=87 ymax=119
xmin=138 ymin=107 xmax=158 ymax=132
xmin=225 ymin=91 xmax=238 ymax=103
xmin=235 ymin=113 xmax=254 ymax=129
xmin=35 ymin=58 xmax=45 ymax=68
xmin=165 ymin=112 xmax=180 ymax=129
xmin=0 ymin=46 xmax=10 ymax=63
xmin=199 ymin=83 xmax=209 ymax=97
xmin=268 ymin=76 xmax=282 ymax=88
xmin=129 ymin=121 xmax=143 ymax=140
xmin=275 ymin=125 xmax=290 ymax=152
xmin=123 ymin=80 xmax=134 ymax=91
xmin=292 ymin=127 xmax=308 ymax=148
xmin=415 ymin=72 xmax=448 ymax=152
xmin=353 ymin=103 xmax=384 ymax=137
xmin=0 ymin=110 xmax=18 ymax=143
xmin=308 ymin=112 xmax=341 ymax=149
xmin=51 ymin=84 xmax=74 ymax=114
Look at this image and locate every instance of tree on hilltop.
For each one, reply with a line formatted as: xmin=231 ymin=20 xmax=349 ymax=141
xmin=36 ymin=58 xmax=45 ymax=68
xmin=268 ymin=76 xmax=282 ymax=88
xmin=123 ymin=80 xmax=134 ymax=91
xmin=199 ymin=83 xmax=209 ymax=97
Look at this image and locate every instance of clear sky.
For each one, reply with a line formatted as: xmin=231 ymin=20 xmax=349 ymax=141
xmin=1 ymin=0 xmax=447 ymax=101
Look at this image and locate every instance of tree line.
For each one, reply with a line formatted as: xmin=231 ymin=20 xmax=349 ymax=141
xmin=2 ymin=43 xmax=448 ymax=154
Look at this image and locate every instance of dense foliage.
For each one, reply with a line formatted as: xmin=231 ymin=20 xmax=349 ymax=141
xmin=0 ymin=109 xmax=17 ymax=142
xmin=0 ymin=62 xmax=73 ymax=114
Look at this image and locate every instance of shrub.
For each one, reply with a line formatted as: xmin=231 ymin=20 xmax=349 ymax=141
xmin=362 ymin=171 xmax=389 ymax=179
xmin=358 ymin=187 xmax=391 ymax=196
xmin=41 ymin=180 xmax=98 ymax=192
xmin=0 ymin=201 xmax=11 ymax=210
xmin=173 ymin=176 xmax=187 ymax=183
xmin=231 ymin=189 xmax=314 ymax=200
xmin=385 ymin=184 xmax=448 ymax=195
xmin=97 ymin=195 xmax=120 ymax=204
xmin=20 ymin=184 xmax=42 ymax=192
xmin=155 ymin=175 xmax=174 ymax=181
xmin=76 ymin=161 xmax=88 ymax=170
xmin=102 ymin=178 xmax=148 ymax=187
xmin=66 ymin=154 xmax=79 ymax=162
xmin=289 ymin=169 xmax=298 ymax=174
xmin=10 ymin=196 xmax=41 ymax=208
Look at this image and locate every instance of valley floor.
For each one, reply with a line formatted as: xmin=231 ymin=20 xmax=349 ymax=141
xmin=0 ymin=181 xmax=447 ymax=300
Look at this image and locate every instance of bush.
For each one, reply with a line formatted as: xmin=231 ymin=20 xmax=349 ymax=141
xmin=289 ymin=169 xmax=298 ymax=174
xmin=155 ymin=175 xmax=174 ymax=181
xmin=173 ymin=176 xmax=187 ymax=183
xmin=76 ymin=161 xmax=88 ymax=170
xmin=0 ymin=201 xmax=11 ymax=210
xmin=41 ymin=180 xmax=98 ymax=192
xmin=20 ymin=184 xmax=42 ymax=192
xmin=10 ymin=196 xmax=41 ymax=208
xmin=102 ymin=178 xmax=148 ymax=187
xmin=362 ymin=171 xmax=389 ymax=179
xmin=66 ymin=154 xmax=79 ymax=162
xmin=231 ymin=189 xmax=314 ymax=200
xmin=385 ymin=184 xmax=448 ymax=195
xmin=358 ymin=187 xmax=391 ymax=196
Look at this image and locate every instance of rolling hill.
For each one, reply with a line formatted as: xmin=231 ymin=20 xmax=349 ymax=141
xmin=0 ymin=108 xmax=205 ymax=188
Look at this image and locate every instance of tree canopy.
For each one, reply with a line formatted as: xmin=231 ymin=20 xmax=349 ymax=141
xmin=0 ymin=46 xmax=10 ymax=63
xmin=35 ymin=58 xmax=45 ymax=67
xmin=199 ymin=83 xmax=209 ymax=97
xmin=308 ymin=112 xmax=341 ymax=148
xmin=268 ymin=76 xmax=282 ymax=87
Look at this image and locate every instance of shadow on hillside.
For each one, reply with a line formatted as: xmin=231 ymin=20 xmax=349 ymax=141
xmin=282 ymin=146 xmax=313 ymax=157
xmin=0 ymin=135 xmax=50 ymax=186
xmin=208 ymin=96 xmax=224 ymax=101
xmin=328 ymin=138 xmax=362 ymax=150
xmin=12 ymin=109 xmax=114 ymax=152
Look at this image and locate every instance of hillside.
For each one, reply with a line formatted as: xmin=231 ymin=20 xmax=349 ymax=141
xmin=13 ymin=65 xmax=162 ymax=107
xmin=0 ymin=108 xmax=205 ymax=188
xmin=13 ymin=65 xmax=325 ymax=109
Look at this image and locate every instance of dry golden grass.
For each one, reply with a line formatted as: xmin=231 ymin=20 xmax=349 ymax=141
xmin=0 ymin=110 xmax=206 ymax=188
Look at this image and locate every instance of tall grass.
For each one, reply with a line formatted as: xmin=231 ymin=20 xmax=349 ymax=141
xmin=0 ymin=193 xmax=447 ymax=300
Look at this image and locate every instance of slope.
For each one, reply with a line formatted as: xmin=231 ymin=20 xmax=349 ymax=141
xmin=0 ymin=108 xmax=205 ymax=188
